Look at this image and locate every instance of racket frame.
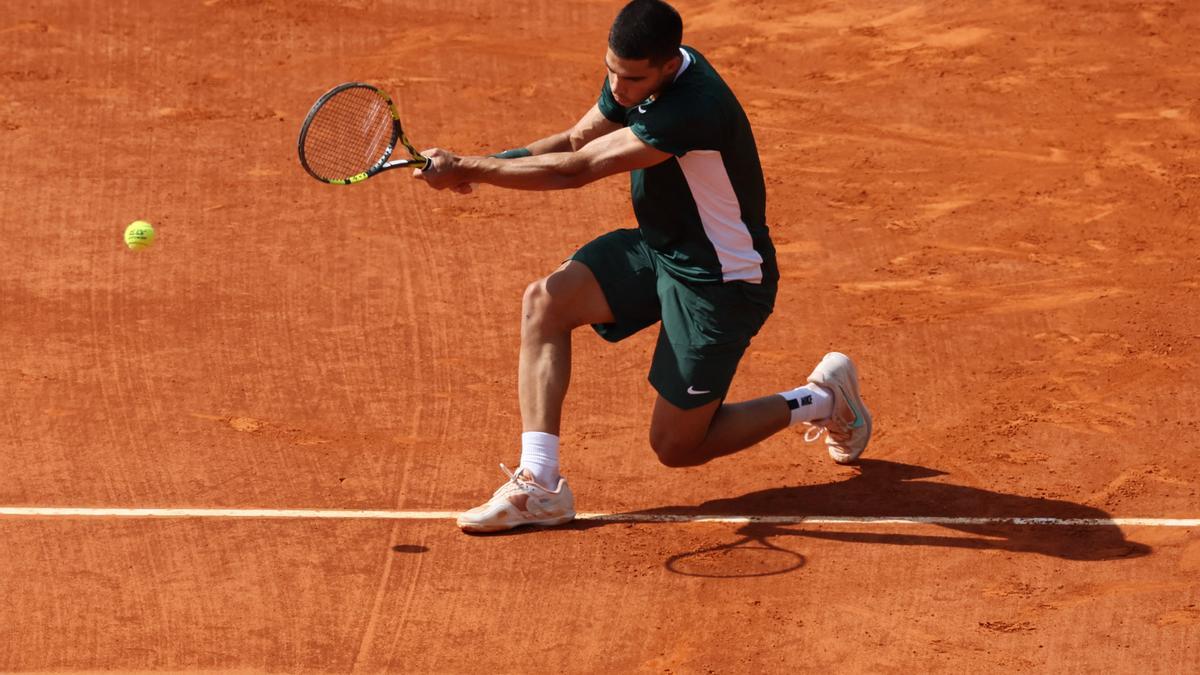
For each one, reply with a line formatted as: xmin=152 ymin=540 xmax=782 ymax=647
xmin=297 ymin=82 xmax=431 ymax=185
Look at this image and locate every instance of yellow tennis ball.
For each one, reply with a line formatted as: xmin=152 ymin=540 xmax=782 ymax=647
xmin=124 ymin=220 xmax=155 ymax=250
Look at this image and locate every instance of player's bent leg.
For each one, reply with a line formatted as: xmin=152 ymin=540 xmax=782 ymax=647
xmin=461 ymin=262 xmax=610 ymax=534
xmin=648 ymin=393 xmax=791 ymax=467
xmin=463 ymin=232 xmax=660 ymax=534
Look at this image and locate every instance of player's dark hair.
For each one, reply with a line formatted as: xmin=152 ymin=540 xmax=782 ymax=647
xmin=608 ymin=0 xmax=683 ymax=64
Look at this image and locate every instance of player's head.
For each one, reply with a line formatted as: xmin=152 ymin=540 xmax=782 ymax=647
xmin=605 ymin=0 xmax=684 ymax=106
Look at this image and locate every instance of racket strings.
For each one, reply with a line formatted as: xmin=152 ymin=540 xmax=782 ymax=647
xmin=302 ymin=87 xmax=396 ymax=181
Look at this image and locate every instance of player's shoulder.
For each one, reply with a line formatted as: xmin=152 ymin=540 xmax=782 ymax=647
xmin=662 ymin=47 xmax=733 ymax=107
xmin=680 ymin=48 xmax=725 ymax=84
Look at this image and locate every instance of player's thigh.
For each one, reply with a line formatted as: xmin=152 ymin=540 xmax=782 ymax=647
xmin=647 ymin=278 xmax=772 ymax=409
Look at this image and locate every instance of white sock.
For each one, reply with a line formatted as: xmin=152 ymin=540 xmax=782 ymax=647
xmin=779 ymin=384 xmax=834 ymax=426
xmin=519 ymin=431 xmax=560 ymax=488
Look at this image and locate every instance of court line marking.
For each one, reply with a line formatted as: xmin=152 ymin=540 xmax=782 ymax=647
xmin=0 ymin=507 xmax=1196 ymax=527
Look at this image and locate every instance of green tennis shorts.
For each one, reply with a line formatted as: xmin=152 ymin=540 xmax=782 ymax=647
xmin=570 ymin=228 xmax=776 ymax=409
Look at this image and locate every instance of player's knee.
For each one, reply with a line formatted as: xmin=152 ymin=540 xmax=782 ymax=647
xmin=523 ymin=272 xmax=585 ymax=334
xmin=522 ymin=277 xmax=560 ymax=329
xmin=649 ymin=430 xmax=700 ymax=468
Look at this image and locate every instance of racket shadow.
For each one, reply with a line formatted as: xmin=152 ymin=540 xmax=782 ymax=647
xmin=564 ymin=459 xmax=1150 ymax=577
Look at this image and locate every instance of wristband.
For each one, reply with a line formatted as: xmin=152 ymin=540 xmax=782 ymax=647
xmin=491 ymin=148 xmax=533 ymax=159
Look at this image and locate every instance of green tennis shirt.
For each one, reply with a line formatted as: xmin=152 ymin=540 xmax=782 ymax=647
xmin=599 ymin=46 xmax=777 ymax=286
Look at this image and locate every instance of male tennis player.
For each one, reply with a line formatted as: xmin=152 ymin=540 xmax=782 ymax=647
xmin=414 ymin=0 xmax=872 ymax=533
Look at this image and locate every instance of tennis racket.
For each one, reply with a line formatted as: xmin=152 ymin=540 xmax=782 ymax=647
xmin=297 ymin=82 xmax=431 ymax=185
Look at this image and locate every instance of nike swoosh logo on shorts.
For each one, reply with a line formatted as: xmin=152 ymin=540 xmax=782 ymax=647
xmin=687 ymin=386 xmax=711 ymax=395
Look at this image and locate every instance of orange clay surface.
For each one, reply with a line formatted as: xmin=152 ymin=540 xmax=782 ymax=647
xmin=2 ymin=1 xmax=1198 ymax=672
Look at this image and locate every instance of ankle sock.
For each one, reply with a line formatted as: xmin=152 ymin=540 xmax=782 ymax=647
xmin=779 ymin=384 xmax=834 ymax=426
xmin=519 ymin=431 xmax=560 ymax=488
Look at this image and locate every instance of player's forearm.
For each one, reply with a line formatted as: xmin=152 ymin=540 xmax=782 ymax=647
xmin=458 ymin=153 xmax=592 ymax=191
xmin=524 ymin=130 xmax=575 ymax=155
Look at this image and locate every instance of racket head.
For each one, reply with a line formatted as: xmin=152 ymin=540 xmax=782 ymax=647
xmin=297 ymin=82 xmax=426 ymax=185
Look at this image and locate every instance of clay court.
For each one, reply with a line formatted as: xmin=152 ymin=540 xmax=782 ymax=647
xmin=2 ymin=0 xmax=1198 ymax=671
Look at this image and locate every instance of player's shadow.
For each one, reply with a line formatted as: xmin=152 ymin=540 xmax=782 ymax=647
xmin=569 ymin=459 xmax=1150 ymax=576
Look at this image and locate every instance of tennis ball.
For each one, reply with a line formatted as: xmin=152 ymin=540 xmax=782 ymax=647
xmin=124 ymin=220 xmax=155 ymax=250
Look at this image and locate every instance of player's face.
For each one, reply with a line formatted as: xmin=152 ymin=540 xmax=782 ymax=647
xmin=605 ymin=48 xmax=681 ymax=107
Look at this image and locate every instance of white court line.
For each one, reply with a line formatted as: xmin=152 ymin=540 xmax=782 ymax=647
xmin=0 ymin=507 xmax=1196 ymax=527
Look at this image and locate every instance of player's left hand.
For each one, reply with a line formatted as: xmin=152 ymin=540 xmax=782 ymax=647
xmin=413 ymin=148 xmax=473 ymax=194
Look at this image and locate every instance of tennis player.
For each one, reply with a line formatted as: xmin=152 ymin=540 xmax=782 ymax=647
xmin=414 ymin=0 xmax=872 ymax=533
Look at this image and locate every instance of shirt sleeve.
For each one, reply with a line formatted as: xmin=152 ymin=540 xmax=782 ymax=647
xmin=628 ymin=88 xmax=722 ymax=157
xmin=597 ymin=78 xmax=626 ymax=124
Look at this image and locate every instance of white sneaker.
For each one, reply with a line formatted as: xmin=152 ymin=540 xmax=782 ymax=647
xmin=804 ymin=352 xmax=873 ymax=464
xmin=457 ymin=464 xmax=575 ymax=533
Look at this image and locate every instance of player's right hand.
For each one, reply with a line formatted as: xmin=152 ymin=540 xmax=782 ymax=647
xmin=413 ymin=148 xmax=471 ymax=194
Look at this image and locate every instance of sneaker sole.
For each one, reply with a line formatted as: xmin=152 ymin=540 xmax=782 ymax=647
xmin=457 ymin=512 xmax=576 ymax=534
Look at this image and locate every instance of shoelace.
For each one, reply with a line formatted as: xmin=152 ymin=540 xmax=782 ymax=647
xmin=802 ymin=422 xmax=825 ymax=443
xmin=500 ymin=463 xmax=520 ymax=482
xmin=491 ymin=463 xmax=533 ymax=498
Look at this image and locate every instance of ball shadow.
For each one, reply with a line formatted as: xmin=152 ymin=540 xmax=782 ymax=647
xmin=391 ymin=544 xmax=429 ymax=554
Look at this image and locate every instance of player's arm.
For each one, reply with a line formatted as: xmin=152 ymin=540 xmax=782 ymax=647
xmin=417 ymin=127 xmax=671 ymax=191
xmin=505 ymin=104 xmax=622 ymax=156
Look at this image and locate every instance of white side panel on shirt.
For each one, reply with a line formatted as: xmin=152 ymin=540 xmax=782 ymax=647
xmin=676 ymin=149 xmax=764 ymax=283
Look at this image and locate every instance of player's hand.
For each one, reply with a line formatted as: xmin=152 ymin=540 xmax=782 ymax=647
xmin=413 ymin=148 xmax=473 ymax=194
